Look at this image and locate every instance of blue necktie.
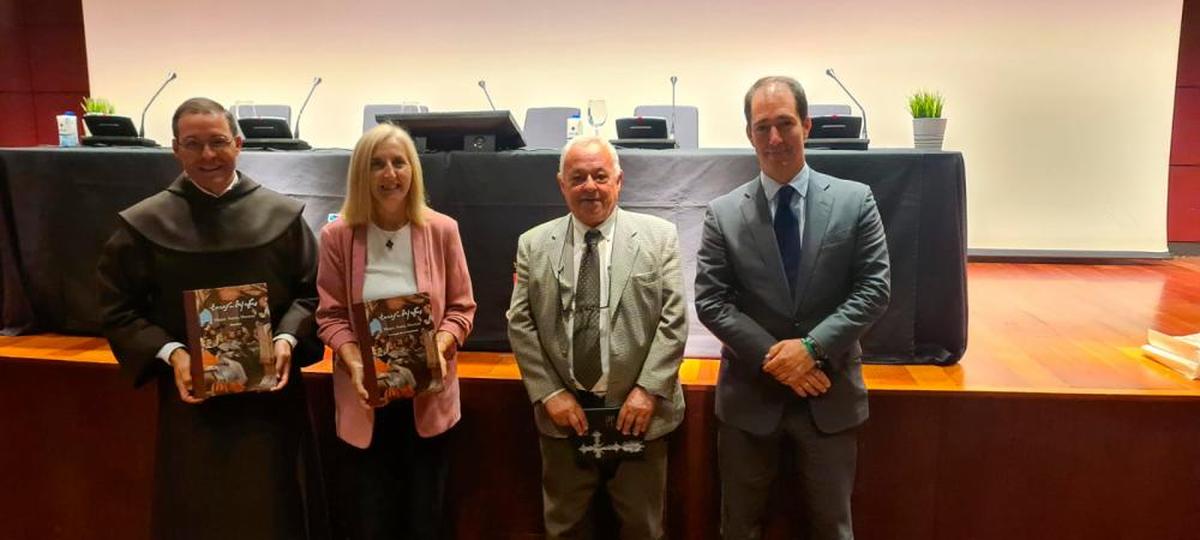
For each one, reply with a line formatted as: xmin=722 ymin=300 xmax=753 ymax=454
xmin=774 ymin=185 xmax=801 ymax=294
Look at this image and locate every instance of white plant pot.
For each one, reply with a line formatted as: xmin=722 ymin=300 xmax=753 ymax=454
xmin=913 ymin=117 xmax=947 ymax=150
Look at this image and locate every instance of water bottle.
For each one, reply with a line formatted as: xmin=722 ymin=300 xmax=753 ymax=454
xmin=57 ymin=111 xmax=79 ymax=147
xmin=566 ymin=113 xmax=581 ymax=142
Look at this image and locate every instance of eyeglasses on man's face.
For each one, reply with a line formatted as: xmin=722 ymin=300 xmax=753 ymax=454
xmin=178 ymin=137 xmax=235 ymax=154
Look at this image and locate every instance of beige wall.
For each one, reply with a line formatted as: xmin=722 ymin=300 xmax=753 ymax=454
xmin=83 ymin=0 xmax=1182 ymax=252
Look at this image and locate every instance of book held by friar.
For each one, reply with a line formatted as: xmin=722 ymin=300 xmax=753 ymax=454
xmin=182 ymin=283 xmax=277 ymax=399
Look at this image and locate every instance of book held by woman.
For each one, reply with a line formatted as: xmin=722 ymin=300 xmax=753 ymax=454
xmin=351 ymin=292 xmax=443 ymax=405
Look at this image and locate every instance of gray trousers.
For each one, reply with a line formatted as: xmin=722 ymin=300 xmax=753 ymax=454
xmin=719 ymin=399 xmax=859 ymax=540
xmin=538 ymin=435 xmax=668 ymax=540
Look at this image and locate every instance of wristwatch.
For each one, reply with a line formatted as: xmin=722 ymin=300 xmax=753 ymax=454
xmin=801 ymin=336 xmax=828 ymax=371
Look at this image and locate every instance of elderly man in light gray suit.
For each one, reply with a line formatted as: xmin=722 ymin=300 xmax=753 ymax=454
xmin=507 ymin=135 xmax=688 ymax=539
xmin=695 ymin=76 xmax=891 ymax=540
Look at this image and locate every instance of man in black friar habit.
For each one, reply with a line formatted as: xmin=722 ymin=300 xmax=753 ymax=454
xmin=96 ymin=97 xmax=329 ymax=540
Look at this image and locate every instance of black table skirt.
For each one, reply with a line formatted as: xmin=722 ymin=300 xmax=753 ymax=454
xmin=0 ymin=147 xmax=967 ymax=364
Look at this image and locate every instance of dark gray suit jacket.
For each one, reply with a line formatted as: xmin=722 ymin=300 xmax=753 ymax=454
xmin=507 ymin=209 xmax=688 ymax=440
xmin=695 ymin=170 xmax=890 ymax=435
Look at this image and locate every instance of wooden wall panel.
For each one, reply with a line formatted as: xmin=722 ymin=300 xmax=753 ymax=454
xmin=0 ymin=0 xmax=87 ymax=147
xmin=1169 ymin=165 xmax=1200 ymax=240
xmin=25 ymin=24 xmax=89 ymax=93
xmin=0 ymin=359 xmax=155 ymax=540
xmin=0 ymin=93 xmax=38 ymax=147
xmin=3 ymin=359 xmax=1197 ymax=540
xmin=1171 ymin=0 xmax=1200 ymax=241
xmin=1181 ymin=0 xmax=1200 ymax=87
xmin=18 ymin=0 xmax=84 ymax=25
xmin=0 ymin=24 xmax=32 ymax=93
xmin=1171 ymin=88 xmax=1200 ymax=166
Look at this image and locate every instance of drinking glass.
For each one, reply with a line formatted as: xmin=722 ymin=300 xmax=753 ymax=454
xmin=587 ymin=99 xmax=608 ymax=135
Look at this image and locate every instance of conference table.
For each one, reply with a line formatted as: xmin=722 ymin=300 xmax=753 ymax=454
xmin=0 ymin=146 xmax=967 ymax=364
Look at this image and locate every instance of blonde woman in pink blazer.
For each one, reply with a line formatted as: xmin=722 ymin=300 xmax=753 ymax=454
xmin=316 ymin=124 xmax=476 ymax=540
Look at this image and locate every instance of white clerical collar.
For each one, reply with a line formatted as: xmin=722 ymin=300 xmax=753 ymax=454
xmin=190 ymin=171 xmax=240 ymax=198
xmin=760 ymin=164 xmax=810 ymax=203
xmin=571 ymin=208 xmax=618 ymax=244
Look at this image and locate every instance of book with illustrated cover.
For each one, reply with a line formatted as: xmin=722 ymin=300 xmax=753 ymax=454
xmin=351 ymin=292 xmax=442 ymax=407
xmin=1143 ymin=330 xmax=1200 ymax=379
xmin=571 ymin=407 xmax=646 ymax=462
xmin=182 ymin=283 xmax=277 ymax=399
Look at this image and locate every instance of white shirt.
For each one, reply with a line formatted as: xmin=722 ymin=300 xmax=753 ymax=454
xmin=760 ymin=164 xmax=811 ymax=250
xmin=362 ymin=222 xmax=418 ymax=301
xmin=189 ymin=171 xmax=239 ymax=197
xmin=563 ymin=210 xmax=617 ymax=396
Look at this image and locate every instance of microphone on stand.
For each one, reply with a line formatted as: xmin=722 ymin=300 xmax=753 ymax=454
xmin=825 ymin=68 xmax=868 ymax=140
xmin=294 ymin=76 xmax=322 ymax=139
xmin=478 ymin=80 xmax=496 ymax=111
xmin=139 ymin=71 xmax=177 ymax=138
xmin=669 ymin=75 xmax=678 ymax=138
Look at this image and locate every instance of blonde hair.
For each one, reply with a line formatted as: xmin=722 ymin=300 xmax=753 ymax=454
xmin=339 ymin=124 xmax=428 ymax=227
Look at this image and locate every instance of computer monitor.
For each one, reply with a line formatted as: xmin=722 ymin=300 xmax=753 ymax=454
xmin=238 ymin=118 xmax=293 ymax=140
xmin=808 ymin=115 xmax=863 ymax=139
xmin=80 ymin=115 xmax=158 ymax=147
xmin=82 ymin=115 xmax=138 ymax=137
xmin=376 ymin=110 xmax=525 ymax=152
xmin=610 ymin=116 xmax=677 ymax=149
xmin=615 ymin=116 xmax=669 ymax=140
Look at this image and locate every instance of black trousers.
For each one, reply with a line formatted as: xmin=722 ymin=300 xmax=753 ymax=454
xmin=335 ymin=399 xmax=453 ymax=540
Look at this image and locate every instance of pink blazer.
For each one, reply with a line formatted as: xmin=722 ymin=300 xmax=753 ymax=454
xmin=316 ymin=209 xmax=476 ymax=447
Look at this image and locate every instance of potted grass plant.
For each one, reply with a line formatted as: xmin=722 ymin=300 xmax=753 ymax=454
xmin=80 ymin=97 xmax=116 ymax=115
xmin=80 ymin=97 xmax=118 ymax=137
xmin=908 ymin=91 xmax=946 ymax=150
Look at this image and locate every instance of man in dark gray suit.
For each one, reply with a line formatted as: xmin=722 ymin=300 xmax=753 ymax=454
xmin=695 ymin=76 xmax=891 ymax=540
xmin=508 ymin=135 xmax=688 ymax=539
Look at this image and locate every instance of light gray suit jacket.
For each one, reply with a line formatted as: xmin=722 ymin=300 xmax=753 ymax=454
xmin=695 ymin=170 xmax=890 ymax=435
xmin=507 ymin=208 xmax=688 ymax=440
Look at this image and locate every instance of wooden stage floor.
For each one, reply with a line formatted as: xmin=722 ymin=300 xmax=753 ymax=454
xmin=4 ymin=259 xmax=1199 ymax=397
xmin=4 ymin=259 xmax=1200 ymax=540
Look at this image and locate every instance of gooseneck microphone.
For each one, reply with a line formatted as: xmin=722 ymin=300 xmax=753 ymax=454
xmin=478 ymin=80 xmax=496 ymax=111
xmin=139 ymin=71 xmax=177 ymax=138
xmin=825 ymin=68 xmax=868 ymax=140
xmin=669 ymin=75 xmax=678 ymax=138
xmin=294 ymin=76 xmax=322 ymax=139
